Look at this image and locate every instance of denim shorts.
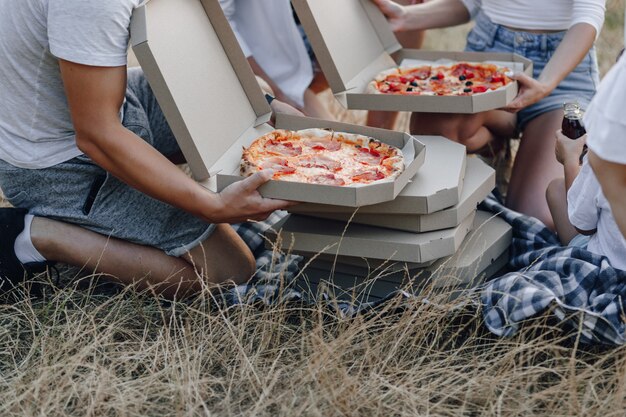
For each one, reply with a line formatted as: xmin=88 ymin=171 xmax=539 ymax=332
xmin=0 ymin=68 xmax=215 ymax=257
xmin=465 ymin=11 xmax=600 ymax=130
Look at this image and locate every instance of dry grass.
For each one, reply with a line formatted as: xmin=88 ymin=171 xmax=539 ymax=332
xmin=2 ymin=279 xmax=626 ymax=416
xmin=1 ymin=3 xmax=626 ymax=416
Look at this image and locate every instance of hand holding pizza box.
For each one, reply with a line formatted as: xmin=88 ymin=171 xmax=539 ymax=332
xmin=292 ymin=0 xmax=532 ymax=113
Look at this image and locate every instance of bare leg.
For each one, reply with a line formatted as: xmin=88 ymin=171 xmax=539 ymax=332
xmin=302 ymin=89 xmax=335 ymax=120
xmin=546 ymin=178 xmax=578 ymax=245
xmin=30 ymin=218 xmax=255 ymax=299
xmin=506 ymin=109 xmax=564 ymax=230
xmin=366 ymin=111 xmax=401 ymax=130
xmin=409 ymin=110 xmax=516 ymax=152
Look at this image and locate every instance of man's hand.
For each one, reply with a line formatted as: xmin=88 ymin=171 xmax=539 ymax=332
xmin=371 ymin=0 xmax=409 ymax=32
xmin=212 ymin=171 xmax=295 ymax=223
xmin=502 ymin=73 xmax=552 ymax=113
xmin=555 ymin=130 xmax=586 ymax=166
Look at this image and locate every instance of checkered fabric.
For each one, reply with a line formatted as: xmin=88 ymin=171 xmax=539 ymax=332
xmin=227 ymin=211 xmax=401 ymax=315
xmin=480 ymin=196 xmax=626 ymax=345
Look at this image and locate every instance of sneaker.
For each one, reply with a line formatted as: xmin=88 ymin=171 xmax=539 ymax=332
xmin=0 ymin=208 xmax=53 ymax=295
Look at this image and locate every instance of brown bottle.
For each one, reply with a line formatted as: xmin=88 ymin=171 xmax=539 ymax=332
xmin=562 ymin=102 xmax=586 ymax=139
xmin=562 ymin=102 xmax=587 ymax=164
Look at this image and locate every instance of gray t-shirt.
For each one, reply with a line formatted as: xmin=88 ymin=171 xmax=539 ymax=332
xmin=0 ymin=0 xmax=142 ymax=169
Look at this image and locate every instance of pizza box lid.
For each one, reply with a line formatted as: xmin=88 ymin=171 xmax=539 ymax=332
xmin=267 ymin=211 xmax=475 ymax=264
xmin=292 ymin=0 xmax=533 ymax=114
xmin=130 ymin=0 xmax=425 ymax=207
xmin=289 ymin=135 xmax=466 ymax=214
xmin=292 ymin=156 xmax=495 ymax=232
xmin=299 ymin=210 xmax=512 ymax=299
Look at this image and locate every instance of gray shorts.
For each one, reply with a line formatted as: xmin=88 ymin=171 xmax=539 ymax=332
xmin=0 ymin=68 xmax=214 ymax=257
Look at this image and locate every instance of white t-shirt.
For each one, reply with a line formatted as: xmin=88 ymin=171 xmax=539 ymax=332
xmin=568 ymin=161 xmax=626 ymax=270
xmin=461 ymin=0 xmax=606 ymax=36
xmin=219 ymin=0 xmax=313 ymax=107
xmin=0 ymin=0 xmax=143 ymax=169
xmin=585 ymin=54 xmax=626 ymax=164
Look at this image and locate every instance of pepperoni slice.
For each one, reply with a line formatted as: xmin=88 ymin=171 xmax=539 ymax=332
xmin=352 ymin=169 xmax=385 ymax=183
xmin=356 ymin=148 xmax=383 ymax=165
xmin=260 ymin=157 xmax=296 ymax=176
xmin=311 ymin=173 xmax=345 ymax=186
xmin=304 ymin=138 xmax=342 ymax=152
xmin=266 ymin=140 xmax=302 ymax=157
xmin=298 ymin=155 xmax=342 ymax=171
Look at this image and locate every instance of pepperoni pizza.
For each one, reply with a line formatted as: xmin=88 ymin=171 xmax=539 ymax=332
xmin=241 ymin=129 xmax=404 ymax=186
xmin=368 ymin=62 xmax=511 ymax=96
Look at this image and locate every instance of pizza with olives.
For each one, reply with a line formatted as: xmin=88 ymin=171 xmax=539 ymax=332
xmin=368 ymin=62 xmax=511 ymax=96
xmin=241 ymin=129 xmax=404 ymax=186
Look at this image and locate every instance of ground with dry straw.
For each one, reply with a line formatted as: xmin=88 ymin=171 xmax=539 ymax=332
xmin=1 ymin=3 xmax=625 ymax=416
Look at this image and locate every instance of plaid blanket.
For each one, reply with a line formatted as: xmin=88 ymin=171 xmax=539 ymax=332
xmin=234 ymin=200 xmax=626 ymax=345
xmin=480 ymin=197 xmax=626 ymax=346
xmin=229 ymin=212 xmax=394 ymax=317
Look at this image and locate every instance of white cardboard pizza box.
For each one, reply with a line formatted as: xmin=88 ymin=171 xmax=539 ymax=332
xmin=289 ymin=135 xmax=466 ymax=215
xmin=293 ymin=157 xmax=495 ymax=232
xmin=129 ymin=0 xmax=425 ymax=207
xmin=267 ymin=211 xmax=475 ymax=264
xmin=298 ymin=211 xmax=511 ymax=301
xmin=291 ymin=0 xmax=533 ymax=114
xmin=299 ymin=253 xmax=436 ymax=273
xmin=301 ymin=252 xmax=508 ymax=302
xmin=303 ymin=211 xmax=511 ymax=286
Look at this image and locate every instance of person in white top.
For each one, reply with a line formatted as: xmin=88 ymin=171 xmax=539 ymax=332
xmin=220 ymin=0 xmax=333 ymax=119
xmin=546 ymin=52 xmax=626 ymax=270
xmin=0 ymin=0 xmax=299 ymax=298
xmin=373 ymin=0 xmax=606 ymax=230
xmin=585 ymin=52 xmax=626 ymax=256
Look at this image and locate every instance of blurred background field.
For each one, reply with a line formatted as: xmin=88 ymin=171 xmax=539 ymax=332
xmin=1 ymin=2 xmax=626 ymax=416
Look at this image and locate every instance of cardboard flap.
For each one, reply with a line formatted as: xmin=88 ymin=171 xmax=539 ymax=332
xmin=292 ymin=0 xmax=401 ymax=93
xmin=130 ymin=0 xmax=271 ymax=181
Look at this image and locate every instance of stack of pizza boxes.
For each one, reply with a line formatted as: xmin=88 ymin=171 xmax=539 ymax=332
xmin=271 ymin=0 xmax=530 ymax=301
xmin=129 ymin=0 xmax=518 ymax=302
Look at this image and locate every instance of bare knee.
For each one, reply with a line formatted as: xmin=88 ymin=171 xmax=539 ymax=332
xmin=410 ymin=112 xmax=482 ymax=144
xmin=546 ymin=178 xmax=565 ymax=207
xmin=211 ymin=224 xmax=256 ymax=284
xmin=185 ymin=224 xmax=256 ymax=286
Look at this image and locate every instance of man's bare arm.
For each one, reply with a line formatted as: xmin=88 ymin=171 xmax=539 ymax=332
xmin=59 ymin=61 xmax=291 ymax=224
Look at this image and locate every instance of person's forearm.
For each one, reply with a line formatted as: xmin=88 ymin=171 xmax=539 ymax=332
xmin=403 ymin=0 xmax=471 ymax=30
xmin=248 ymin=57 xmax=281 ymax=99
xmin=537 ymin=23 xmax=596 ymax=92
xmin=589 ymin=151 xmax=626 ymax=239
xmin=563 ymin=161 xmax=581 ymax=192
xmin=76 ymin=126 xmax=222 ymax=223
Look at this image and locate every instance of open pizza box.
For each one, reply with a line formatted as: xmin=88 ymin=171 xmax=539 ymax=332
xmin=289 ymin=135 xmax=467 ymax=215
xmin=129 ymin=0 xmax=425 ymax=207
xmin=292 ymin=157 xmax=495 ymax=233
xmin=298 ymin=211 xmax=512 ymax=301
xmin=267 ymin=210 xmax=475 ymax=264
xmin=291 ymin=0 xmax=533 ymax=114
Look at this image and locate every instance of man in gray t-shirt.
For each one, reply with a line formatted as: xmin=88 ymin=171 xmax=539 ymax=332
xmin=0 ymin=0 xmax=293 ymax=297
